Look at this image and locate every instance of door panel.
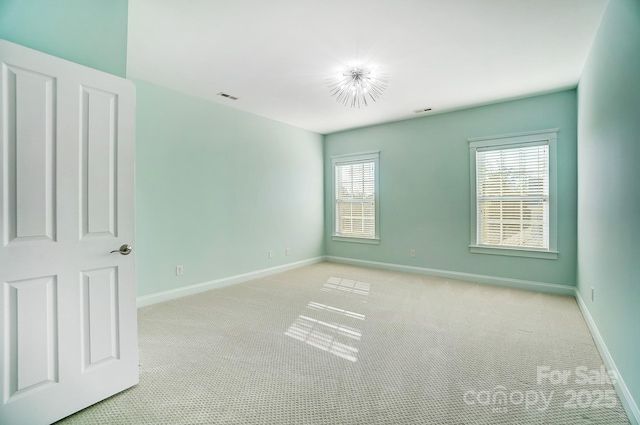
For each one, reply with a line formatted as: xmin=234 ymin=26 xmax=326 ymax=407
xmin=81 ymin=266 xmax=121 ymax=370
xmin=0 ymin=40 xmax=137 ymax=425
xmin=4 ymin=66 xmax=57 ymax=245
xmin=6 ymin=276 xmax=58 ymax=399
xmin=81 ymin=86 xmax=119 ymax=238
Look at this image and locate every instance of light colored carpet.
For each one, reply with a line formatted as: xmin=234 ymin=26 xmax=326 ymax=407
xmin=56 ymin=262 xmax=630 ymax=424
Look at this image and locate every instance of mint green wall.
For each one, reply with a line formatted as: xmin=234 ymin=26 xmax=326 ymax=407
xmin=133 ymin=79 xmax=324 ymax=297
xmin=577 ymin=0 xmax=640 ymax=413
xmin=325 ymin=91 xmax=577 ymax=286
xmin=0 ymin=0 xmax=128 ymax=76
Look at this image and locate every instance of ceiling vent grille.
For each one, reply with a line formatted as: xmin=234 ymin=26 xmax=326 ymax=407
xmin=217 ymin=92 xmax=239 ymax=100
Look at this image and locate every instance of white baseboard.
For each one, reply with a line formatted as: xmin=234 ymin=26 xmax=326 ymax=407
xmin=136 ymin=256 xmax=325 ymax=308
xmin=575 ymin=290 xmax=640 ymax=425
xmin=325 ymin=256 xmax=575 ymax=296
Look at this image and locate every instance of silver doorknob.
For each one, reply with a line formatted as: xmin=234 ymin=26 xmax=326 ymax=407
xmin=110 ymin=244 xmax=132 ymax=255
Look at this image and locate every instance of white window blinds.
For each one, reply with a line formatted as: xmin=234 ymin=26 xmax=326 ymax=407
xmin=335 ymin=160 xmax=376 ymax=238
xmin=476 ymin=143 xmax=549 ymax=249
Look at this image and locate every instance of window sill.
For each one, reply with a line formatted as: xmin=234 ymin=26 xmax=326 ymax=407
xmin=332 ymin=235 xmax=380 ymax=245
xmin=469 ymin=245 xmax=558 ymax=260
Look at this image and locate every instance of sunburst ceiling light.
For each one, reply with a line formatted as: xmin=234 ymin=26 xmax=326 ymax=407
xmin=327 ymin=65 xmax=389 ymax=108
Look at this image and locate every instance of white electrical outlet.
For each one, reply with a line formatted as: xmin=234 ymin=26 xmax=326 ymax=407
xmin=268 ymin=250 xmax=274 ymax=259
xmin=591 ymin=287 xmax=594 ymax=302
xmin=176 ymin=265 xmax=183 ymax=276
xmin=410 ymin=249 xmax=416 ymax=257
xmin=285 ymin=248 xmax=290 ymax=256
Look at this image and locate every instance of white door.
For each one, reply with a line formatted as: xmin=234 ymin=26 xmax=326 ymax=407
xmin=0 ymin=40 xmax=138 ymax=425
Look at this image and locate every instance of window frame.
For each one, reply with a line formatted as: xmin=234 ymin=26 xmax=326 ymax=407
xmin=468 ymin=129 xmax=558 ymax=259
xmin=331 ymin=151 xmax=380 ymax=244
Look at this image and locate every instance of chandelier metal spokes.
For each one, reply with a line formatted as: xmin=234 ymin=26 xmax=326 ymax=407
xmin=327 ymin=65 xmax=389 ymax=108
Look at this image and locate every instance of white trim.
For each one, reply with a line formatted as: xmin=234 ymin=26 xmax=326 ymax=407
xmin=325 ymin=256 xmax=574 ymax=295
xmin=476 ymin=140 xmax=548 ymax=153
xmin=575 ymin=290 xmax=640 ymax=425
xmin=468 ymin=128 xmax=560 ymax=144
xmin=332 ymin=151 xmax=380 ymax=240
xmin=331 ymin=235 xmax=380 ymax=244
xmin=469 ymin=245 xmax=558 ymax=259
xmin=331 ymin=150 xmax=380 ymax=161
xmin=469 ymin=129 xmax=558 ymax=258
xmin=136 ymin=256 xmax=325 ymax=308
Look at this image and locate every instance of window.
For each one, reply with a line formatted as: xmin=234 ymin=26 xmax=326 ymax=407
xmin=332 ymin=152 xmax=380 ymax=244
xmin=469 ymin=129 xmax=558 ymax=259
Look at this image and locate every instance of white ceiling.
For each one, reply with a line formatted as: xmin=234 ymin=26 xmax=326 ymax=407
xmin=127 ymin=0 xmax=608 ymax=135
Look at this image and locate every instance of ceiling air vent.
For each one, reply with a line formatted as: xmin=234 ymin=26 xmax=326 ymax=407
xmin=414 ymin=108 xmax=432 ymax=113
xmin=217 ymin=92 xmax=239 ymax=100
